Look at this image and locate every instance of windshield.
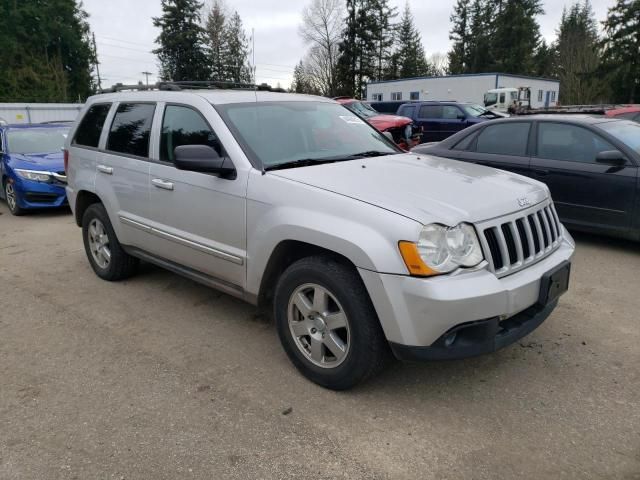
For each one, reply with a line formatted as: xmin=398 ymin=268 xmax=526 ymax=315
xmin=343 ymin=101 xmax=379 ymax=119
xmin=598 ymin=120 xmax=640 ymax=155
xmin=484 ymin=93 xmax=498 ymax=106
xmin=462 ymin=104 xmax=490 ymax=117
xmin=7 ymin=127 xmax=69 ymax=154
xmin=217 ymin=102 xmax=398 ymax=169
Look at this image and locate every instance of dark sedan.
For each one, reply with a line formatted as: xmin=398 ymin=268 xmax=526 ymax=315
xmin=413 ymin=115 xmax=640 ymax=241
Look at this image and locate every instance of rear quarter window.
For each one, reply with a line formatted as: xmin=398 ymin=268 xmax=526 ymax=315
xmin=475 ymin=122 xmax=530 ymax=156
xmin=73 ymin=103 xmax=111 ymax=148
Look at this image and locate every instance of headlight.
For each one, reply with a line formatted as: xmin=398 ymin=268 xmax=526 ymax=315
xmin=404 ymin=124 xmax=412 ymax=139
xmin=399 ymin=223 xmax=484 ymax=276
xmin=14 ymin=169 xmax=52 ymax=182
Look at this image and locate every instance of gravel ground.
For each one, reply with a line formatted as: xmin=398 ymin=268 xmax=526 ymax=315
xmin=0 ymin=203 xmax=639 ymax=479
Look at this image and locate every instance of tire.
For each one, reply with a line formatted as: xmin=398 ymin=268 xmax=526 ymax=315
xmin=4 ymin=179 xmax=25 ymax=216
xmin=274 ymin=256 xmax=389 ymax=390
xmin=82 ymin=203 xmax=138 ymax=281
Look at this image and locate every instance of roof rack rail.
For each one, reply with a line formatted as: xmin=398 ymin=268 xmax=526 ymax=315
xmin=99 ymin=80 xmax=287 ymax=94
xmin=514 ymin=104 xmax=627 ymax=116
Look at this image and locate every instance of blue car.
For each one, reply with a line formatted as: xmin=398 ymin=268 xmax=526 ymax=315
xmin=0 ymin=123 xmax=70 ymax=215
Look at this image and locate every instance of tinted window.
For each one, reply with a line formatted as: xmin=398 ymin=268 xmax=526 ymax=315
xmin=597 ymin=120 xmax=640 ymax=155
xmin=74 ymin=103 xmax=111 ymax=148
xmin=410 ymin=92 xmax=419 ymax=100
xmin=160 ymin=105 xmax=221 ymax=162
xmin=537 ymin=123 xmax=616 ymax=163
xmin=107 ymin=103 xmax=155 ymax=157
xmin=453 ymin=133 xmax=477 ymax=151
xmin=475 ymin=123 xmax=530 ymax=156
xmin=442 ymin=106 xmax=463 ymax=119
xmin=419 ymin=105 xmax=442 ymax=118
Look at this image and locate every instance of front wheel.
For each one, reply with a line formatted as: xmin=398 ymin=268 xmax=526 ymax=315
xmin=274 ymin=256 xmax=388 ymax=390
xmin=4 ymin=179 xmax=25 ymax=216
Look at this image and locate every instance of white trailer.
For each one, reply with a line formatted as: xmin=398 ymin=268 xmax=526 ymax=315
xmin=0 ymin=103 xmax=83 ymax=125
xmin=367 ymin=73 xmax=559 ymax=109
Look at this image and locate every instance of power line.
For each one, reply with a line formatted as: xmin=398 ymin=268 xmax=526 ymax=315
xmin=96 ymin=35 xmax=155 ymax=48
xmin=97 ymin=41 xmax=153 ymax=54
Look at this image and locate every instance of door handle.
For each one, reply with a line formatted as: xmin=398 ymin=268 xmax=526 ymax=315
xmin=97 ymin=164 xmax=113 ymax=175
xmin=152 ymin=178 xmax=174 ymax=191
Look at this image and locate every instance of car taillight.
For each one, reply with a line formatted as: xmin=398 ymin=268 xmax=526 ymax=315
xmin=64 ymin=149 xmax=69 ymax=174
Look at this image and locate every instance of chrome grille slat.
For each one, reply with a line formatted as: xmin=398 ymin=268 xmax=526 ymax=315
xmin=479 ymin=201 xmax=564 ymax=278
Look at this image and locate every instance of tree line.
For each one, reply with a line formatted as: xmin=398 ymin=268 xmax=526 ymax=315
xmin=0 ymin=0 xmax=96 ymax=103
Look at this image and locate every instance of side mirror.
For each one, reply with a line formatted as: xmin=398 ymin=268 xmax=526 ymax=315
xmin=173 ymin=145 xmax=236 ymax=178
xmin=457 ymin=114 xmax=466 ymax=121
xmin=596 ymin=150 xmax=627 ymax=166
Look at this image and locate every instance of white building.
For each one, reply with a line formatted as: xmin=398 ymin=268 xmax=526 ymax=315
xmin=0 ymin=103 xmax=83 ymax=125
xmin=366 ymin=73 xmax=560 ymax=109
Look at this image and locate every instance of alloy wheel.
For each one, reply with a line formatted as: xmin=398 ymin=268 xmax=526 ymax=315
xmin=87 ymin=218 xmax=112 ymax=269
xmin=5 ymin=182 xmax=17 ymax=212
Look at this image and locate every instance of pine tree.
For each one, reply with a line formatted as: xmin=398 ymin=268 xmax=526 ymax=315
xmin=336 ymin=0 xmax=359 ymax=96
xmin=556 ymin=1 xmax=604 ymax=104
xmin=221 ymin=12 xmax=253 ymax=84
xmin=601 ymin=0 xmax=640 ymax=103
xmin=369 ymin=0 xmax=398 ymax=81
xmin=153 ymin=0 xmax=210 ymax=82
xmin=492 ymin=0 xmax=544 ymax=75
xmin=205 ymin=0 xmax=227 ymax=81
xmin=448 ymin=0 xmax=472 ymax=74
xmin=466 ymin=0 xmax=495 ymax=73
xmin=392 ymin=3 xmax=429 ymax=79
xmin=0 ymin=0 xmax=96 ymax=102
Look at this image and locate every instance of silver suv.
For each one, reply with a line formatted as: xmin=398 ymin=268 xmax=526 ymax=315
xmin=66 ymin=89 xmax=575 ymax=390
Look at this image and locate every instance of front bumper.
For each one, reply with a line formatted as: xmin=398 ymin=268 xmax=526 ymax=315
xmin=12 ymin=177 xmax=67 ymax=209
xmin=358 ymin=229 xmax=575 ymax=357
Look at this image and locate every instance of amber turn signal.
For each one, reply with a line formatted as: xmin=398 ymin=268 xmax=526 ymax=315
xmin=398 ymin=241 xmax=439 ymax=277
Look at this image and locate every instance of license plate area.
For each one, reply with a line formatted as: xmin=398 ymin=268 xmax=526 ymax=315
xmin=538 ymin=261 xmax=571 ymax=307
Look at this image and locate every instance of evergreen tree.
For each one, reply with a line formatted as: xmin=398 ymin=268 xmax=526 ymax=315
xmin=556 ymin=1 xmax=604 ymax=104
xmin=0 ymin=0 xmax=96 ymax=102
xmin=466 ymin=0 xmax=495 ymax=73
xmin=533 ymin=39 xmax=556 ymax=78
xmin=221 ymin=12 xmax=253 ymax=84
xmin=492 ymin=0 xmax=544 ymax=75
xmin=601 ymin=0 xmax=640 ymax=103
xmin=392 ymin=3 xmax=429 ymax=79
xmin=370 ymin=0 xmax=398 ymax=81
xmin=205 ymin=0 xmax=227 ymax=81
xmin=153 ymin=0 xmax=210 ymax=81
xmin=336 ymin=0 xmax=359 ymax=96
xmin=448 ymin=0 xmax=472 ymax=74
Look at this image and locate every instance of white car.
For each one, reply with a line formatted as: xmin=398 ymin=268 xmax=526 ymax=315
xmin=65 ymin=86 xmax=575 ymax=389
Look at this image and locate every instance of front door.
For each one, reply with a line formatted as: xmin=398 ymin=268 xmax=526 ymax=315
xmin=146 ymin=103 xmax=247 ymax=288
xmin=531 ymin=121 xmax=638 ymax=232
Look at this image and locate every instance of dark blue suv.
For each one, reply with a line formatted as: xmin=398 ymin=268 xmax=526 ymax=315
xmin=397 ymin=101 xmax=503 ymax=143
xmin=0 ymin=123 xmax=70 ymax=215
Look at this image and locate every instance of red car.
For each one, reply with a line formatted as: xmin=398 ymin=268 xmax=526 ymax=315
xmin=334 ymin=97 xmax=421 ymax=150
xmin=606 ymin=105 xmax=640 ymax=122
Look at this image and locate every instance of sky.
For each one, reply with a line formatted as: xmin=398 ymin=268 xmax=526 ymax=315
xmin=84 ymin=0 xmax=616 ymax=90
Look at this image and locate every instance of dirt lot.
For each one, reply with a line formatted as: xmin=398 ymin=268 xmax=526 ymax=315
xmin=0 ymin=203 xmax=639 ymax=480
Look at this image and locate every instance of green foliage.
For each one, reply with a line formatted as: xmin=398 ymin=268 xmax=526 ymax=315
xmin=0 ymin=0 xmax=96 ymax=102
xmin=153 ymin=0 xmax=210 ymax=81
xmin=448 ymin=0 xmax=471 ymax=74
xmin=601 ymin=0 xmax=640 ymax=103
xmin=390 ymin=3 xmax=430 ymax=79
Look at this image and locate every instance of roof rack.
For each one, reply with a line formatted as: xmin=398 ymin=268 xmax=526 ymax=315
xmin=100 ymin=80 xmax=287 ymax=94
xmin=514 ymin=104 xmax=627 ymax=116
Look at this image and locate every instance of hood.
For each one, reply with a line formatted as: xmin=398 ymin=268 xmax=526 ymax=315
xmin=7 ymin=152 xmax=65 ymax=172
xmin=271 ymin=153 xmax=549 ymax=225
xmin=368 ymin=114 xmax=412 ymax=132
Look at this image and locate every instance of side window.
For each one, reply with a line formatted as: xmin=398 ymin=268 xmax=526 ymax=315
xmin=499 ymin=93 xmax=506 ymax=104
xmin=442 ymin=106 xmax=463 ymax=119
xmin=410 ymin=91 xmax=419 ymax=101
xmin=538 ymin=90 xmax=543 ymax=102
xmin=475 ymin=123 xmax=531 ymax=156
xmin=537 ymin=123 xmax=615 ymax=164
xmin=419 ymin=105 xmax=442 ymax=118
xmin=106 ymin=103 xmax=155 ymax=158
xmin=73 ymin=103 xmax=111 ymax=148
xmin=391 ymin=92 xmax=402 ymax=101
xmin=160 ymin=105 xmax=222 ymax=163
xmin=453 ymin=133 xmax=477 ymax=151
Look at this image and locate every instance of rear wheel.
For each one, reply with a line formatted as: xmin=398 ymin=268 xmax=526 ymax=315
xmin=4 ymin=179 xmax=25 ymax=216
xmin=274 ymin=256 xmax=388 ymax=390
xmin=82 ymin=203 xmax=138 ymax=281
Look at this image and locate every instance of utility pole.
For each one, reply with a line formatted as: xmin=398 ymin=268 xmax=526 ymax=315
xmin=141 ymin=71 xmax=152 ymax=88
xmin=92 ymin=33 xmax=102 ymax=91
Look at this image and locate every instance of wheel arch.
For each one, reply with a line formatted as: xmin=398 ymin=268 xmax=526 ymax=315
xmin=74 ymin=190 xmax=102 ymax=226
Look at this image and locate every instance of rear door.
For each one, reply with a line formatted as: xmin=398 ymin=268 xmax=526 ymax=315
xmin=416 ymin=104 xmax=443 ymax=142
xmin=530 ymin=121 xmax=638 ymax=231
xmin=97 ymin=102 xmax=155 ymax=248
xmin=448 ymin=121 xmax=533 ymax=177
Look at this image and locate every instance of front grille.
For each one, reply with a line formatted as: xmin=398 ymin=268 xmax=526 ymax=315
xmin=481 ymin=202 xmax=562 ymax=277
xmin=25 ymin=192 xmax=59 ymax=203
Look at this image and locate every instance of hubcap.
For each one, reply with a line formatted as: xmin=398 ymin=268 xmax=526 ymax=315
xmin=87 ymin=219 xmax=111 ymax=269
xmin=5 ymin=182 xmax=17 ymax=212
xmin=287 ymin=283 xmax=350 ymax=368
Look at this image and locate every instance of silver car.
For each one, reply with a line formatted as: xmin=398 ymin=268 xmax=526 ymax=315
xmin=65 ymin=89 xmax=574 ymax=390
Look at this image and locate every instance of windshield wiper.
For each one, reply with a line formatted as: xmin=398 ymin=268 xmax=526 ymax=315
xmin=264 ymin=158 xmax=341 ymax=171
xmin=343 ymin=150 xmax=396 ymax=159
